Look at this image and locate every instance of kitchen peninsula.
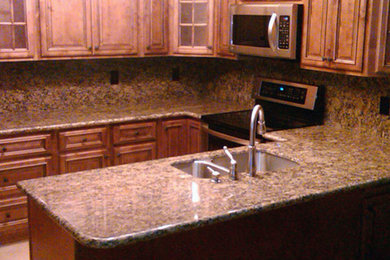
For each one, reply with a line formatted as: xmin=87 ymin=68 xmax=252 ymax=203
xmin=18 ymin=119 xmax=390 ymax=259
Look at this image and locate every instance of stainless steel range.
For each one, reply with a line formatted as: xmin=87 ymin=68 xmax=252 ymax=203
xmin=202 ymin=78 xmax=325 ymax=151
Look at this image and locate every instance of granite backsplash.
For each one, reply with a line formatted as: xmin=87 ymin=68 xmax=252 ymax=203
xmin=1 ymin=57 xmax=390 ymax=136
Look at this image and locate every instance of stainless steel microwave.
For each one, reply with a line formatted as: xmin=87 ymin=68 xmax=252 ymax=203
xmin=230 ymin=3 xmax=300 ymax=59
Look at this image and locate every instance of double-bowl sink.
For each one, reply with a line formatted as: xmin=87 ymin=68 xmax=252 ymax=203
xmin=171 ymin=149 xmax=298 ymax=179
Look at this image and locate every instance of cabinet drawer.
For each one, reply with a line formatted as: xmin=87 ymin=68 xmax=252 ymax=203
xmin=0 ymin=198 xmax=27 ymax=224
xmin=0 ymin=134 xmax=53 ymax=160
xmin=113 ymin=122 xmax=157 ymax=144
xmin=0 ymin=157 xmax=51 ymax=188
xmin=114 ymin=142 xmax=157 ymax=165
xmin=0 ymin=185 xmax=24 ymax=201
xmin=59 ymin=127 xmax=108 ymax=152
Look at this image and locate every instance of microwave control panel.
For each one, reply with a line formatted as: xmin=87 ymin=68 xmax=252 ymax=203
xmin=278 ymin=16 xmax=290 ymax=49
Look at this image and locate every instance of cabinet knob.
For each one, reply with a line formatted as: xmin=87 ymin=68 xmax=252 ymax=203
xmin=88 ymin=46 xmax=92 ymax=51
xmin=322 ymin=57 xmax=327 ymax=61
xmin=82 ymin=138 xmax=88 ymax=142
xmin=5 ymin=213 xmax=11 ymax=218
xmin=134 ymin=131 xmax=140 ymax=136
xmin=2 ymin=146 xmax=7 ymax=152
xmin=146 ymin=45 xmax=151 ymax=50
xmin=95 ymin=46 xmax=99 ymax=50
xmin=3 ymin=177 xmax=9 ymax=183
xmin=207 ymin=46 xmax=213 ymax=50
xmin=117 ymin=153 xmax=121 ymax=157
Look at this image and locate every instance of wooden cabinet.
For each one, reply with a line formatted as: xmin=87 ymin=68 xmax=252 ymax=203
xmin=112 ymin=121 xmax=157 ymax=165
xmin=301 ymin=0 xmax=367 ymax=73
xmin=39 ymin=0 xmax=138 ymax=57
xmin=215 ymin=0 xmax=236 ymax=57
xmin=362 ymin=186 xmax=390 ymax=259
xmin=58 ymin=127 xmax=110 ymax=174
xmin=171 ymin=0 xmax=214 ymax=55
xmin=0 ymin=133 xmax=54 ymax=244
xmin=159 ymin=119 xmax=188 ymax=158
xmin=376 ymin=0 xmax=390 ymax=73
xmin=187 ymin=119 xmax=203 ymax=154
xmin=0 ymin=0 xmax=36 ymax=60
xmin=143 ymin=0 xmax=169 ymax=55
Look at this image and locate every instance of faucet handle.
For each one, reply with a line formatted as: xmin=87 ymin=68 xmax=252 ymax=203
xmin=207 ymin=167 xmax=221 ymax=183
xmin=257 ymin=119 xmax=266 ymax=135
xmin=223 ymin=146 xmax=237 ymax=165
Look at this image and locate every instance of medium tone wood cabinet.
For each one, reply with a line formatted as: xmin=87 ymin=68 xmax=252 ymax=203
xmin=159 ymin=119 xmax=188 ymax=158
xmin=171 ymin=0 xmax=214 ymax=55
xmin=0 ymin=133 xmax=54 ymax=244
xmin=39 ymin=0 xmax=138 ymax=57
xmin=376 ymin=0 xmax=390 ymax=73
xmin=0 ymin=0 xmax=36 ymax=60
xmin=301 ymin=0 xmax=367 ymax=73
xmin=143 ymin=0 xmax=169 ymax=55
xmin=215 ymin=0 xmax=236 ymax=57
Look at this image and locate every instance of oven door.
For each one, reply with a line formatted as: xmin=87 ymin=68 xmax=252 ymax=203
xmin=202 ymin=126 xmax=249 ymax=151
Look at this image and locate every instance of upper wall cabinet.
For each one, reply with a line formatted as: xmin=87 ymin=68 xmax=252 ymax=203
xmin=143 ymin=0 xmax=169 ymax=55
xmin=39 ymin=0 xmax=138 ymax=57
xmin=301 ymin=0 xmax=367 ymax=74
xmin=171 ymin=0 xmax=214 ymax=55
xmin=376 ymin=0 xmax=390 ymax=73
xmin=0 ymin=0 xmax=36 ymax=60
xmin=215 ymin=0 xmax=236 ymax=57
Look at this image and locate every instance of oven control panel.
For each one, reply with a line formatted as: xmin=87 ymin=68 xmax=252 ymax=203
xmin=254 ymin=79 xmax=319 ymax=110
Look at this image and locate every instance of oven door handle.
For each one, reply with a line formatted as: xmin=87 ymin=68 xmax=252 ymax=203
xmin=202 ymin=126 xmax=250 ymax=146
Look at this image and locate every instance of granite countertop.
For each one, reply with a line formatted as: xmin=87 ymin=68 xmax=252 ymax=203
xmin=0 ymin=97 xmax=252 ymax=135
xmin=17 ymin=124 xmax=390 ymax=249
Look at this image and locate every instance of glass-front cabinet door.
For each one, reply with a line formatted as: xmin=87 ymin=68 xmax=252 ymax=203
xmin=172 ymin=0 xmax=213 ymax=55
xmin=0 ymin=0 xmax=35 ymax=60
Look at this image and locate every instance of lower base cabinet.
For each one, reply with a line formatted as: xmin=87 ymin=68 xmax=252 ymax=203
xmin=114 ymin=142 xmax=157 ymax=165
xmin=27 ymin=187 xmax=390 ymax=259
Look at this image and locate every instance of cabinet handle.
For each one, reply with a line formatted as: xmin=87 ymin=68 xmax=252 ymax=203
xmin=1 ymin=147 xmax=6 ymax=152
xmin=3 ymin=177 xmax=9 ymax=183
xmin=134 ymin=131 xmax=140 ymax=136
xmin=117 ymin=153 xmax=121 ymax=157
xmin=88 ymin=46 xmax=92 ymax=51
xmin=5 ymin=213 xmax=11 ymax=218
xmin=82 ymin=138 xmax=88 ymax=142
xmin=207 ymin=46 xmax=213 ymax=50
xmin=146 ymin=45 xmax=151 ymax=50
xmin=94 ymin=46 xmax=99 ymax=50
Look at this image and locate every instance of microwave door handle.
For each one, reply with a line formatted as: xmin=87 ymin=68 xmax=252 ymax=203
xmin=268 ymin=13 xmax=278 ymax=52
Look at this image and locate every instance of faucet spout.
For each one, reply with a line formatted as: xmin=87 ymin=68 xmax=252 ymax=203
xmin=248 ymin=105 xmax=266 ymax=177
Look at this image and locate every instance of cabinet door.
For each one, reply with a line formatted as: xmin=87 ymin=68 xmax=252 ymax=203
xmin=362 ymin=193 xmax=390 ymax=259
xmin=93 ymin=0 xmax=138 ymax=56
xmin=159 ymin=119 xmax=188 ymax=158
xmin=0 ymin=0 xmax=35 ymax=60
xmin=327 ymin=0 xmax=366 ymax=72
xmin=39 ymin=0 xmax=93 ymax=57
xmin=301 ymin=0 xmax=367 ymax=72
xmin=215 ymin=0 xmax=236 ymax=57
xmin=172 ymin=0 xmax=214 ymax=55
xmin=59 ymin=149 xmax=109 ymax=174
xmin=143 ymin=0 xmax=169 ymax=55
xmin=114 ymin=142 xmax=156 ymax=165
xmin=376 ymin=0 xmax=390 ymax=73
xmin=187 ymin=119 xmax=202 ymax=154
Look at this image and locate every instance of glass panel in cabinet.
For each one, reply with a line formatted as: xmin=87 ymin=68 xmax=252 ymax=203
xmin=194 ymin=3 xmax=207 ymax=24
xmin=13 ymin=0 xmax=25 ymax=23
xmin=0 ymin=25 xmax=13 ymax=48
xmin=180 ymin=25 xmax=192 ymax=46
xmin=194 ymin=26 xmax=207 ymax=46
xmin=0 ymin=0 xmax=11 ymax=22
xmin=180 ymin=3 xmax=192 ymax=24
xmin=14 ymin=24 xmax=26 ymax=48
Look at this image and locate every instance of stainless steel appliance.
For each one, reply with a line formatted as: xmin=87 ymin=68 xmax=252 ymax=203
xmin=230 ymin=3 xmax=301 ymax=59
xmin=202 ymin=78 xmax=324 ymax=151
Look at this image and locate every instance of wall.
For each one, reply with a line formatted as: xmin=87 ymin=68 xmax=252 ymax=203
xmin=1 ymin=57 xmax=390 ymax=136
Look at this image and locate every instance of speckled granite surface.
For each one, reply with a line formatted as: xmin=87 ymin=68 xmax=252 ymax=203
xmin=0 ymin=97 xmax=251 ymax=135
xmin=17 ymin=125 xmax=390 ymax=248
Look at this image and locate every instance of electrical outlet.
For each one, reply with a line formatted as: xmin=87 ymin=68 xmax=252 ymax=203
xmin=110 ymin=70 xmax=119 ymax=85
xmin=380 ymin=96 xmax=390 ymax=115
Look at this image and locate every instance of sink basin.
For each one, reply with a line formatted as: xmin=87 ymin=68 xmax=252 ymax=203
xmin=171 ymin=150 xmax=298 ymax=178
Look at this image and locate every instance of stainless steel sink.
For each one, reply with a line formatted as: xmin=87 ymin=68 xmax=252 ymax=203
xmin=171 ymin=150 xmax=298 ymax=178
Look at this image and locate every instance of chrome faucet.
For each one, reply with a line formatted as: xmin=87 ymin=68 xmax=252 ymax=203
xmin=248 ymin=104 xmax=266 ymax=177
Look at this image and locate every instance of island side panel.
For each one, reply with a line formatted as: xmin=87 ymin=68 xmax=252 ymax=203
xmin=28 ymin=197 xmax=75 ymax=260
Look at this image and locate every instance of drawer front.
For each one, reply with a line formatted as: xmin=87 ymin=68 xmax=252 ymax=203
xmin=113 ymin=122 xmax=157 ymax=144
xmin=59 ymin=149 xmax=109 ymax=174
xmin=114 ymin=142 xmax=156 ymax=165
xmin=0 ymin=157 xmax=51 ymax=188
xmin=0 ymin=134 xmax=53 ymax=160
xmin=59 ymin=127 xmax=108 ymax=152
xmin=0 ymin=186 xmax=24 ymax=201
xmin=0 ymin=198 xmax=27 ymax=224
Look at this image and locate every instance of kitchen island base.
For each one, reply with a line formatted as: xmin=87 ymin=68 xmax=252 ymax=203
xmin=27 ymin=189 xmax=369 ymax=260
